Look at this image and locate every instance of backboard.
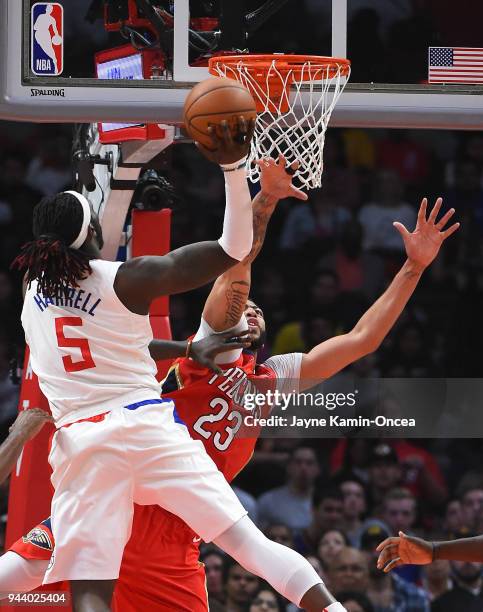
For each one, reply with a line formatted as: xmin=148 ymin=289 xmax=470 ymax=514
xmin=1 ymin=0 xmax=483 ymax=128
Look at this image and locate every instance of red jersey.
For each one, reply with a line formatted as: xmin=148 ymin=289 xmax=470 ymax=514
xmin=161 ymin=351 xmax=280 ymax=481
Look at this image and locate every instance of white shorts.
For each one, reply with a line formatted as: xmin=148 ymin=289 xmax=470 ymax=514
xmin=43 ymin=398 xmax=246 ymax=584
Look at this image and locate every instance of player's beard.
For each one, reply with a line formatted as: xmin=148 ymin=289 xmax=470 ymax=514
xmin=249 ymin=329 xmax=267 ymax=351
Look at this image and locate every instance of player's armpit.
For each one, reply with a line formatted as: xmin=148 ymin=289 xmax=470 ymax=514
xmin=298 ymin=330 xmax=372 ymax=389
xmin=114 ymin=242 xmax=236 ymax=315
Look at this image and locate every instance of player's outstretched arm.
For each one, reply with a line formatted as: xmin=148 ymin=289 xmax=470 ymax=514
xmin=0 ymin=409 xmax=53 ymax=484
xmin=115 ymin=119 xmax=255 ymax=315
xmin=202 ymin=155 xmax=307 ymax=331
xmin=299 ymin=198 xmax=459 ymax=385
xmin=148 ymin=330 xmax=251 ymax=373
xmin=376 ymin=532 xmax=483 ymax=572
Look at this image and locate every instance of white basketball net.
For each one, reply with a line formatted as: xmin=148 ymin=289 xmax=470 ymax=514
xmin=212 ymin=58 xmax=350 ymax=190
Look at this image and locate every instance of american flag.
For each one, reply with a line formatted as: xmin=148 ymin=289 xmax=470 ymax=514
xmin=429 ymin=47 xmax=483 ymax=83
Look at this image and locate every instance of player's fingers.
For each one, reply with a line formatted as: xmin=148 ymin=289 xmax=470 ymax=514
xmin=206 ymin=125 xmax=221 ymax=148
xmin=417 ymin=197 xmax=428 ymax=226
xmin=277 ymin=154 xmax=286 ymax=166
xmin=428 ymin=197 xmax=443 ymax=224
xmin=206 ymin=362 xmax=223 ymax=376
xmin=376 ymin=544 xmax=399 ymax=568
xmin=238 ymin=115 xmax=248 ymax=134
xmin=220 ymin=120 xmax=234 ymax=147
xmin=441 ymin=222 xmax=460 ymax=239
xmin=290 ymin=186 xmax=308 ymax=201
xmin=383 ymin=557 xmax=403 ymax=573
xmin=376 ymin=537 xmax=400 ymax=552
xmin=235 ymin=116 xmax=249 ymax=145
xmin=256 ymin=157 xmax=274 ymax=168
xmin=393 ymin=221 xmax=410 ymax=237
xmin=435 ymin=207 xmax=455 ymax=230
xmin=247 ymin=118 xmax=256 ymax=142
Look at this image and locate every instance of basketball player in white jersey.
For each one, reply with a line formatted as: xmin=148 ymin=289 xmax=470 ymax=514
xmin=12 ymin=122 xmax=347 ymax=612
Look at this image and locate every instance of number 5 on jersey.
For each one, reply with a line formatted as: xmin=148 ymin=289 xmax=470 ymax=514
xmin=55 ymin=316 xmax=96 ymax=372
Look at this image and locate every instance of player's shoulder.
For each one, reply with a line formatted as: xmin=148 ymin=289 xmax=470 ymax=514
xmin=262 ymin=353 xmax=303 ymax=376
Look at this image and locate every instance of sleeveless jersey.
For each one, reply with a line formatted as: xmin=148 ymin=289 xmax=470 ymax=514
xmin=160 ymin=350 xmax=302 ymax=482
xmin=21 ymin=259 xmax=160 ymax=426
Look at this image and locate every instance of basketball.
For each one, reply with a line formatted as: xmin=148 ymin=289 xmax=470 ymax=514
xmin=52 ymin=35 xmax=62 ymax=45
xmin=183 ymin=77 xmax=257 ymax=150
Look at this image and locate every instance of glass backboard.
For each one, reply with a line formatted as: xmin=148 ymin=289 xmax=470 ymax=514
xmin=1 ymin=0 xmax=482 ymax=128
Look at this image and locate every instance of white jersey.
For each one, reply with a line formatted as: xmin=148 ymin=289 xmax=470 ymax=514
xmin=21 ymin=259 xmax=161 ymax=426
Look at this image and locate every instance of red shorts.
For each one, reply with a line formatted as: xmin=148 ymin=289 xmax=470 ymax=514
xmin=114 ymin=505 xmax=209 ymax=612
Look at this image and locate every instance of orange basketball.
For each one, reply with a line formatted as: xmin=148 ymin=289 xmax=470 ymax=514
xmin=183 ymin=77 xmax=257 ymax=149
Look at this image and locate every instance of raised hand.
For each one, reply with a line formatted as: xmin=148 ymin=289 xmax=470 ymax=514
xmin=376 ymin=532 xmax=434 ymax=573
xmin=195 ymin=116 xmax=256 ymax=165
xmin=257 ymin=155 xmax=308 ymax=201
xmin=394 ymin=197 xmax=460 ymax=271
xmin=190 ymin=329 xmax=252 ymax=375
xmin=9 ymin=408 xmax=54 ymax=442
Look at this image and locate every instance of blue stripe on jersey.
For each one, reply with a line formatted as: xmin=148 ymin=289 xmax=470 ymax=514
xmin=124 ymin=398 xmax=172 ymax=410
xmin=124 ymin=397 xmax=187 ymax=427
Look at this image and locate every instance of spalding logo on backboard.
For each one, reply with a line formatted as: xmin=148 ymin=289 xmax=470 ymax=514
xmin=31 ymin=3 xmax=64 ymax=76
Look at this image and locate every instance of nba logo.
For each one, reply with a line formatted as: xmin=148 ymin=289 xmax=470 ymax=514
xmin=31 ymin=3 xmax=64 ymax=76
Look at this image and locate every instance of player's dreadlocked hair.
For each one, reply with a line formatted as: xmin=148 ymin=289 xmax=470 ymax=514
xmin=12 ymin=193 xmax=92 ymax=297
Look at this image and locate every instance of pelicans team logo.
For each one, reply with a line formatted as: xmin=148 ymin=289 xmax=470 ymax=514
xmin=31 ymin=3 xmax=64 ymax=76
xmin=22 ymin=526 xmax=54 ymax=551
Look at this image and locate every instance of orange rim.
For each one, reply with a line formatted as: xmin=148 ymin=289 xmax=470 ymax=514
xmin=208 ymin=53 xmax=351 ymax=80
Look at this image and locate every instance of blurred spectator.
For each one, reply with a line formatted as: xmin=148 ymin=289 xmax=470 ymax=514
xmin=391 ymin=439 xmax=448 ymax=508
xmin=443 ymin=499 xmax=463 ymax=535
xmin=382 ymin=488 xmax=417 ymax=535
xmin=342 ymin=129 xmax=376 ymax=171
xmin=358 ymin=170 xmax=416 ymax=254
xmin=279 ymin=192 xmax=351 ymax=251
xmin=432 ymin=560 xmax=483 ymax=612
xmin=306 ymin=555 xmax=324 ymax=580
xmin=337 ymin=590 xmax=375 ymax=612
xmin=201 ymin=548 xmax=225 ymax=604
xmin=25 ymin=137 xmax=71 ymax=196
xmin=328 ymin=547 xmax=369 ymax=594
xmin=359 ymin=524 xmax=430 ymax=611
xmin=338 ymin=477 xmax=368 ymax=545
xmin=0 ymin=338 xmax=19 ymax=438
xmin=382 ymin=322 xmax=436 ymax=377
xmin=376 ymin=131 xmax=430 ymax=190
xmin=460 ymin=486 xmax=483 ymax=532
xmin=367 ymin=443 xmax=402 ymax=508
xmin=317 ymin=220 xmax=383 ymax=298
xmin=317 ymin=528 xmax=349 ymax=571
xmin=264 ymin=524 xmax=294 ymax=549
xmin=257 ymin=446 xmax=320 ymax=532
xmin=422 ymin=558 xmax=452 ymax=602
xmin=233 ymin=485 xmax=258 ymax=523
xmin=249 ymin=587 xmax=284 ymax=612
xmin=223 ymin=559 xmax=260 ymax=612
xmin=296 ymin=488 xmax=344 ymax=555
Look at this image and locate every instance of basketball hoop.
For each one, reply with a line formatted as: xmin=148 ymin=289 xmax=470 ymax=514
xmin=209 ymin=54 xmax=351 ymax=190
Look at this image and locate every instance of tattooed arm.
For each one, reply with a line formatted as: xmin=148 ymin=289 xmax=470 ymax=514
xmin=202 ymin=156 xmax=307 ymax=331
